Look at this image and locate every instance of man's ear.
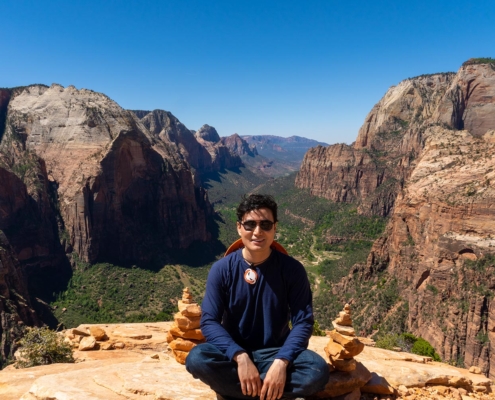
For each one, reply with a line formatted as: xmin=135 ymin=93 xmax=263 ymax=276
xmin=236 ymin=221 xmax=242 ymax=237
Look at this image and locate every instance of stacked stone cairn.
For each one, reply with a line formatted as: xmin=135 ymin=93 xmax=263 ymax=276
xmin=167 ymin=287 xmax=205 ymax=364
xmin=63 ymin=326 xmax=117 ymax=350
xmin=324 ymin=303 xmax=364 ymax=372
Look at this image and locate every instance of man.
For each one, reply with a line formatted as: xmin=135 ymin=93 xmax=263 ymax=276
xmin=186 ymin=194 xmax=329 ymax=400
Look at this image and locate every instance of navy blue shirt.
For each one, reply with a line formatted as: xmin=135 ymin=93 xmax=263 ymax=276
xmin=200 ymin=249 xmax=314 ymax=363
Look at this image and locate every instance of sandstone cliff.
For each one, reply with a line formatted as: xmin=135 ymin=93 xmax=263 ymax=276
xmin=134 ymin=110 xmax=243 ymax=182
xmin=0 ymin=229 xmax=39 ymax=366
xmin=318 ymin=61 xmax=495 ymax=378
xmin=296 ymin=72 xmax=455 ymax=216
xmin=1 ymin=85 xmax=213 ymax=266
xmin=363 ymin=126 xmax=495 ymax=377
xmin=221 ymin=133 xmax=257 ymax=158
xmin=297 ymin=62 xmax=495 ymax=217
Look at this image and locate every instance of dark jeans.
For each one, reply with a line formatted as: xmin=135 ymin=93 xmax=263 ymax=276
xmin=186 ymin=343 xmax=329 ymax=399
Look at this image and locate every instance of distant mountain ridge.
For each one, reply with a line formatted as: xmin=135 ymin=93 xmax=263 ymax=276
xmin=242 ymin=134 xmax=328 ymax=165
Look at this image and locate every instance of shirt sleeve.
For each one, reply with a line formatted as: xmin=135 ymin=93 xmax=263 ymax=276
xmin=200 ymin=259 xmax=245 ymax=361
xmin=275 ymin=258 xmax=314 ymax=362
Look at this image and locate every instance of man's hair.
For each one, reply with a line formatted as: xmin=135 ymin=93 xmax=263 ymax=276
xmin=236 ymin=194 xmax=278 ymax=222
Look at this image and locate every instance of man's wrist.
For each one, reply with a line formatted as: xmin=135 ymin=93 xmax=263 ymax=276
xmin=274 ymin=358 xmax=289 ymax=367
xmin=233 ymin=351 xmax=248 ymax=363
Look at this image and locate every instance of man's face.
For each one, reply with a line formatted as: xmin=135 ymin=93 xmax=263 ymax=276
xmin=236 ymin=208 xmax=277 ymax=255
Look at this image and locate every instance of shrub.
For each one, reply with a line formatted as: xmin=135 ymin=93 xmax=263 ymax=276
xmin=462 ymin=57 xmax=495 ymax=66
xmin=375 ymin=333 xmax=399 ymax=350
xmin=312 ymin=319 xmax=326 ymax=336
xmin=375 ymin=332 xmax=441 ymax=361
xmin=15 ymin=327 xmax=74 ymax=368
xmin=411 ymin=337 xmax=441 ymax=361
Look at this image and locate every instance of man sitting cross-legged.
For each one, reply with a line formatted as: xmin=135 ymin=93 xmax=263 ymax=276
xmin=186 ymin=194 xmax=329 ymax=400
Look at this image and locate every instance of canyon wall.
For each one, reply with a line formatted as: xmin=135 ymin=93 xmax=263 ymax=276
xmin=366 ymin=126 xmax=495 ymax=377
xmin=296 ymin=72 xmax=456 ymax=216
xmin=0 ymin=166 xmax=43 ymax=365
xmin=320 ymin=61 xmax=495 ymax=377
xmin=134 ymin=110 xmax=243 ymax=182
xmin=297 ymin=63 xmax=495 ymax=217
xmin=1 ymin=85 xmax=214 ymax=266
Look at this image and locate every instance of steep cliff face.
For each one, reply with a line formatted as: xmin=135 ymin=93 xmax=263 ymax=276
xmin=304 ymin=61 xmax=495 ymax=377
xmin=297 ymin=64 xmax=495 ymax=217
xmin=296 ymin=73 xmax=456 ymax=216
xmin=2 ymin=85 xmax=213 ymax=265
xmin=0 ymin=166 xmax=42 ymax=365
xmin=134 ymin=110 xmax=242 ymax=181
xmin=433 ymin=63 xmax=495 ymax=135
xmin=220 ymin=133 xmax=257 ymax=158
xmin=0 ymin=89 xmax=11 ymax=141
xmin=364 ymin=126 xmax=495 ymax=377
xmin=0 ymin=231 xmax=40 ymax=366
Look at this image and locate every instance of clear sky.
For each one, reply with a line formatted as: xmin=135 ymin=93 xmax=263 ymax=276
xmin=2 ymin=0 xmax=494 ymax=144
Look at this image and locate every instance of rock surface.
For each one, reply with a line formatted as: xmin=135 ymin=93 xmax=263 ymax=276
xmin=362 ymin=125 xmax=495 ymax=378
xmin=1 ymin=322 xmax=493 ymax=400
xmin=0 ymin=232 xmax=39 ymax=367
xmin=296 ymin=72 xmax=455 ymax=216
xmin=297 ymin=60 xmax=495 ymax=379
xmin=296 ymin=63 xmax=495 ymax=217
xmin=2 ymin=85 xmax=214 ymax=266
xmin=134 ymin=110 xmax=243 ymax=182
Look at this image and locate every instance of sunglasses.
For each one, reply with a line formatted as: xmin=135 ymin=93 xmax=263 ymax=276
xmin=240 ymin=220 xmax=275 ymax=231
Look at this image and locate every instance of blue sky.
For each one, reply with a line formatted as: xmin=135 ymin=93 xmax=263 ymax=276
xmin=2 ymin=0 xmax=494 ymax=144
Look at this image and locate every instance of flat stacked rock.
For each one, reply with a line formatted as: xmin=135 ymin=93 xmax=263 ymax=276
xmin=324 ymin=304 xmax=364 ymax=372
xmin=167 ymin=287 xmax=205 ymax=364
xmin=63 ymin=326 xmax=110 ymax=350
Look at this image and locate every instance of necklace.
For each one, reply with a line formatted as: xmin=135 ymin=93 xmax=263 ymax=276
xmin=242 ymin=249 xmax=272 ymax=268
xmin=242 ymin=249 xmax=271 ymax=285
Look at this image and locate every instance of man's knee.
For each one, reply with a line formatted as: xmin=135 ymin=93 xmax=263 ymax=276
xmin=292 ymin=349 xmax=330 ymax=393
xmin=186 ymin=343 xmax=212 ymax=376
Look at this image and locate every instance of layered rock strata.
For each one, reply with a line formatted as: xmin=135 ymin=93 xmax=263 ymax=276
xmin=296 ymin=72 xmax=455 ymax=216
xmin=1 ymin=85 xmax=213 ymax=265
xmin=297 ymin=63 xmax=495 ymax=217
xmin=364 ymin=126 xmax=495 ymax=378
xmin=134 ymin=110 xmax=243 ymax=182
xmin=166 ymin=287 xmax=205 ymax=364
xmin=302 ymin=61 xmax=495 ymax=378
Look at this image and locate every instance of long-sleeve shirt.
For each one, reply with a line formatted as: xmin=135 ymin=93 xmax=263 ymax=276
xmin=200 ymin=249 xmax=314 ymax=363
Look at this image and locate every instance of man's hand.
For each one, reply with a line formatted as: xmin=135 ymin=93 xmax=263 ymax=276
xmin=260 ymin=358 xmax=288 ymax=400
xmin=233 ymin=352 xmax=262 ymax=397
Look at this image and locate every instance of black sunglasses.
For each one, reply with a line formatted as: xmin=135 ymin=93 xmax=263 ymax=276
xmin=240 ymin=220 xmax=275 ymax=231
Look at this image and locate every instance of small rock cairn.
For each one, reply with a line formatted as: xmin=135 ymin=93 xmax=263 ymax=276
xmin=167 ymin=287 xmax=205 ymax=364
xmin=64 ymin=326 xmax=121 ymax=350
xmin=324 ymin=303 xmax=364 ymax=372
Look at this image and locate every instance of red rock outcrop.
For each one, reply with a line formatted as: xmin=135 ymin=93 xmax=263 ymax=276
xmin=2 ymin=85 xmax=213 ymax=265
xmin=433 ymin=63 xmax=495 ymax=135
xmin=296 ymin=72 xmax=456 ymax=216
xmin=364 ymin=126 xmax=495 ymax=377
xmin=134 ymin=110 xmax=242 ymax=181
xmin=304 ymin=61 xmax=495 ymax=378
xmin=297 ymin=63 xmax=495 ymax=217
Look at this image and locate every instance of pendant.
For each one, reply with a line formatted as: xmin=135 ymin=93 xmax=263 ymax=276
xmin=244 ymin=268 xmax=258 ymax=285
